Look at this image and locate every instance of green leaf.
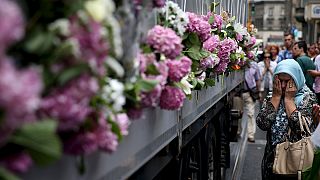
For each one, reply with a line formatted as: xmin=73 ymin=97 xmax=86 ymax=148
xmin=208 ymin=15 xmax=214 ymax=25
xmin=137 ymin=78 xmax=159 ymax=92
xmin=182 ymin=33 xmax=189 ymax=40
xmin=205 ymin=78 xmax=215 ymax=87
xmin=0 ymin=167 xmax=20 ymax=180
xmin=105 ymin=57 xmax=125 ymax=78
xmin=187 ymin=47 xmax=202 ymax=60
xmin=146 ymin=64 xmax=160 ymax=75
xmin=188 ymin=33 xmax=201 ymax=47
xmin=210 ymin=2 xmax=220 ymax=12
xmin=57 ymin=64 xmax=89 ymax=86
xmin=24 ymin=30 xmax=54 ymax=55
xmin=141 ymin=45 xmax=153 ymax=54
xmin=9 ymin=120 xmax=62 ymax=166
xmin=108 ymin=118 xmax=122 ymax=141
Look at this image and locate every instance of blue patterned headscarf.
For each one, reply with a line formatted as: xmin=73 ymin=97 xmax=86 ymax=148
xmin=273 ymin=59 xmax=305 ymax=105
xmin=271 ymin=59 xmax=307 ymax=144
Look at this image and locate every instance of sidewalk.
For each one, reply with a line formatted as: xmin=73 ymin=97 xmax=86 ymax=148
xmin=226 ymin=102 xmax=266 ymax=180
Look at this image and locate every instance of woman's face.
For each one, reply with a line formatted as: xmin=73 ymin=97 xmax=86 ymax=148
xmin=277 ymin=73 xmax=293 ymax=92
xmin=270 ymin=47 xmax=277 ymax=56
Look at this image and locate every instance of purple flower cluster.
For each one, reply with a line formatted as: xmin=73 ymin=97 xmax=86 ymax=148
xmin=69 ymin=17 xmax=108 ymax=75
xmin=141 ymin=84 xmax=162 ymax=107
xmin=186 ymin=12 xmax=211 ymax=42
xmin=247 ymin=36 xmax=256 ymax=47
xmin=63 ymin=111 xmax=127 ymax=155
xmin=40 ymin=75 xmax=99 ymax=131
xmin=159 ymin=86 xmax=185 ymax=110
xmin=203 ymin=35 xmax=220 ymax=52
xmin=214 ymin=61 xmax=229 ymax=74
xmin=246 ymin=51 xmax=255 ymax=60
xmin=0 ymin=0 xmax=25 ymax=55
xmin=166 ymin=56 xmax=192 ymax=82
xmin=1 ymin=152 xmax=33 ymax=173
xmin=64 ymin=131 xmax=98 ymax=155
xmin=220 ymin=38 xmax=237 ymax=53
xmin=146 ymin=25 xmax=182 ymax=59
xmin=0 ymin=59 xmax=42 ymax=132
xmin=114 ymin=113 xmax=130 ymax=136
xmin=94 ymin=124 xmax=118 ymax=153
xmin=215 ymin=38 xmax=237 ymax=74
xmin=200 ymin=55 xmax=220 ymax=70
xmin=236 ymin=33 xmax=243 ymax=41
xmin=203 ymin=12 xmax=223 ymax=30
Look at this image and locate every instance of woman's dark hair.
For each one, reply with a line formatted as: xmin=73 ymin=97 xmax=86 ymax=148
xmin=294 ymin=41 xmax=308 ymax=53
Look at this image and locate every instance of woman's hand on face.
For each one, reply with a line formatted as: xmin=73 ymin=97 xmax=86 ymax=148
xmin=285 ymin=79 xmax=297 ymax=100
xmin=272 ymin=75 xmax=282 ymax=97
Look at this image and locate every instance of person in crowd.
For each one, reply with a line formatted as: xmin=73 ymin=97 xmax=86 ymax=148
xmin=267 ymin=45 xmax=280 ymax=62
xmin=258 ymin=51 xmax=277 ymax=102
xmin=292 ymin=40 xmax=316 ymax=91
xmin=257 ymin=59 xmax=317 ymax=180
xmin=277 ymin=33 xmax=294 ymax=63
xmin=308 ymin=43 xmax=318 ymax=62
xmin=243 ymin=60 xmax=261 ymax=143
xmin=307 ymin=54 xmax=320 ymax=104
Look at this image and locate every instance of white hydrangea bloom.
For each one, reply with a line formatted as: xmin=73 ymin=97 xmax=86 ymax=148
xmin=234 ymin=23 xmax=247 ymax=36
xmin=158 ymin=1 xmax=189 ymax=36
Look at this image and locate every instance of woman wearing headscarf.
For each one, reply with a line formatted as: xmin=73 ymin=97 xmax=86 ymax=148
xmin=256 ymin=59 xmax=318 ymax=179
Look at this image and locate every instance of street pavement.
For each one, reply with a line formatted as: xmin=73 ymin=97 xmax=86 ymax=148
xmin=226 ymin=101 xmax=267 ymax=180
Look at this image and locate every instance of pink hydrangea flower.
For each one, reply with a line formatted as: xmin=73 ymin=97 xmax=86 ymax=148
xmin=64 ymin=131 xmax=98 ymax=155
xmin=141 ymin=84 xmax=162 ymax=107
xmin=247 ymin=36 xmax=256 ymax=47
xmin=159 ymin=86 xmax=186 ymax=110
xmin=202 ymin=12 xmax=223 ymax=30
xmin=114 ymin=113 xmax=130 ymax=136
xmin=0 ymin=59 xmax=42 ymax=131
xmin=40 ymin=75 xmax=99 ymax=131
xmin=2 ymin=152 xmax=33 ymax=173
xmin=200 ymin=55 xmax=220 ymax=70
xmin=166 ymin=56 xmax=192 ymax=82
xmin=0 ymin=0 xmax=25 ymax=55
xmin=215 ymin=61 xmax=229 ymax=74
xmin=246 ymin=51 xmax=255 ymax=60
xmin=141 ymin=60 xmax=168 ymax=86
xmin=127 ymin=107 xmax=143 ymax=120
xmin=94 ymin=125 xmax=118 ymax=153
xmin=220 ymin=38 xmax=237 ymax=53
xmin=203 ymin=35 xmax=220 ymax=52
xmin=146 ymin=25 xmax=182 ymax=59
xmin=187 ymin=12 xmax=211 ymax=42
xmin=236 ymin=33 xmax=243 ymax=41
xmin=69 ymin=17 xmax=108 ymax=75
xmin=139 ymin=53 xmax=156 ymax=73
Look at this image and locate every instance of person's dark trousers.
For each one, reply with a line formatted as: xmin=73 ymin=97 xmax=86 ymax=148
xmin=316 ymin=93 xmax=320 ymax=105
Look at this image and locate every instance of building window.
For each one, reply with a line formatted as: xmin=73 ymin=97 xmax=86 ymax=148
xmin=268 ymin=7 xmax=274 ymax=16
xmin=281 ymin=7 xmax=285 ymax=16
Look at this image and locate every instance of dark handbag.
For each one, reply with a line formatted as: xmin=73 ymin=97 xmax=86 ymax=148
xmin=249 ymin=88 xmax=259 ymax=101
xmin=245 ymin=80 xmax=259 ymax=101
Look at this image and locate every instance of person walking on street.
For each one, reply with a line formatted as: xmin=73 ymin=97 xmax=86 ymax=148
xmin=243 ymin=60 xmax=261 ymax=143
xmin=256 ymin=59 xmax=317 ymax=180
xmin=292 ymin=41 xmax=316 ymax=91
xmin=277 ymin=33 xmax=294 ymax=63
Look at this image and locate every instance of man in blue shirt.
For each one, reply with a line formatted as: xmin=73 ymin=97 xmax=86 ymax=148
xmin=277 ymin=33 xmax=294 ymax=63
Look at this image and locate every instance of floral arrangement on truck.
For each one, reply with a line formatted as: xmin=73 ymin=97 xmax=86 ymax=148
xmin=0 ymin=0 xmax=257 ymax=179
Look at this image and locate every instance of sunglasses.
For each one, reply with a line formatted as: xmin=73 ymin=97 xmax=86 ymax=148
xmin=264 ymin=56 xmax=271 ymax=59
